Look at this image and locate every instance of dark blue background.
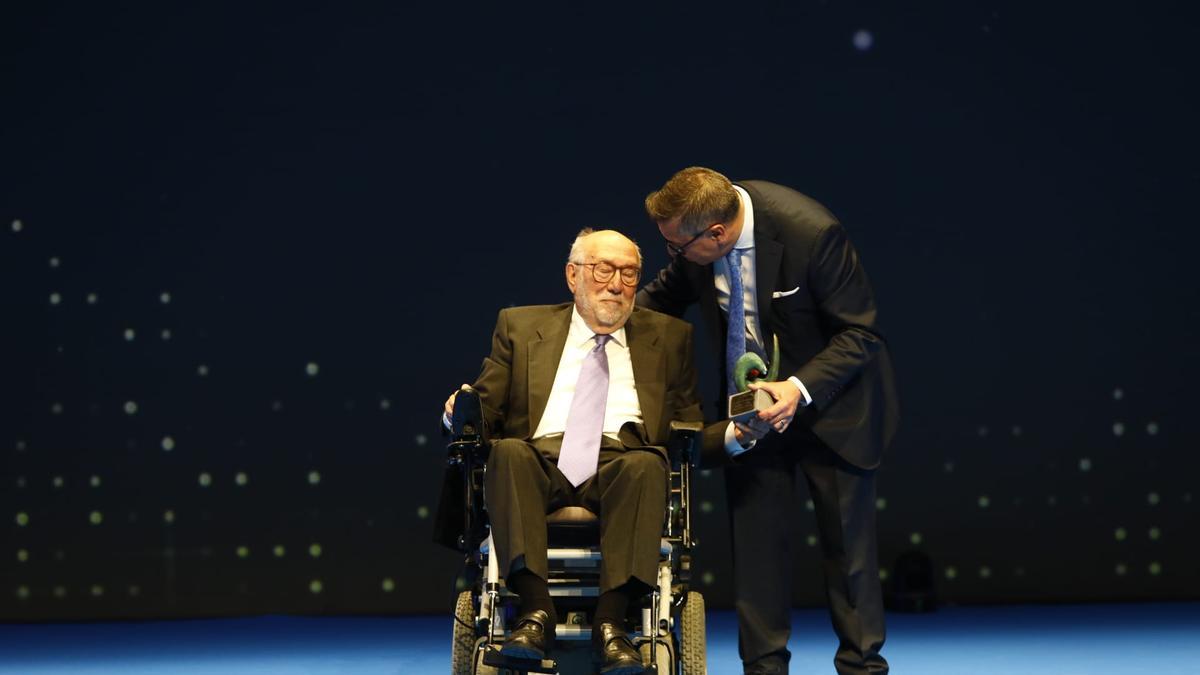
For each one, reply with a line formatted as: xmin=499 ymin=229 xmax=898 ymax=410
xmin=3 ymin=1 xmax=1198 ymax=619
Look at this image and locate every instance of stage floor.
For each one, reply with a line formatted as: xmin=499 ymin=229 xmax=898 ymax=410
xmin=2 ymin=603 xmax=1195 ymax=674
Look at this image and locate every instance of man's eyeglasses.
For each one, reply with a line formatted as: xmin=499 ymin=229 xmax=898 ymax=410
xmin=665 ymin=224 xmax=717 ymax=257
xmin=576 ymin=261 xmax=641 ymax=287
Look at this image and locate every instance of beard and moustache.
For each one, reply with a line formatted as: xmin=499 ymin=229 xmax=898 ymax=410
xmin=576 ymin=286 xmax=632 ymax=329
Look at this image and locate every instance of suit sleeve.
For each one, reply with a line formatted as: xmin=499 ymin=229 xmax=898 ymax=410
xmin=637 ymin=257 xmax=699 ymax=317
xmin=793 ymin=222 xmax=887 ymax=411
xmin=471 ymin=309 xmax=513 ymax=437
xmin=669 ymin=318 xmax=737 ymax=467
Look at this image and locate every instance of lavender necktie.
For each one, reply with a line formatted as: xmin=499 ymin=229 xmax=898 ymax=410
xmin=557 ymin=334 xmax=611 ymax=486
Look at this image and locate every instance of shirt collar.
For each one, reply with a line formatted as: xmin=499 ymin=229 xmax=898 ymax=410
xmin=569 ymin=305 xmax=627 ymax=348
xmin=732 ymin=184 xmax=755 ymax=250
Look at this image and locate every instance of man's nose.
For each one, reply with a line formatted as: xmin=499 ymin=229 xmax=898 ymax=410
xmin=605 ymin=274 xmax=624 ymax=293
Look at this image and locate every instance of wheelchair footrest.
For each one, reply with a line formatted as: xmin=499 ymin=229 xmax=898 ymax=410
xmin=481 ymin=646 xmax=558 ymax=674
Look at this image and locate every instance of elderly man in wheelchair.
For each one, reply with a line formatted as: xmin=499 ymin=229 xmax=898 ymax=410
xmin=436 ymin=229 xmax=756 ymax=674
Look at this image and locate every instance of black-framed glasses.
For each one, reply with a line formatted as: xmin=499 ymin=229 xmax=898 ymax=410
xmin=665 ymin=224 xmax=717 ymax=257
xmin=576 ymin=261 xmax=641 ymax=287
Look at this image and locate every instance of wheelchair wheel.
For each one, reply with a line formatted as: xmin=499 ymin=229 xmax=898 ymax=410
xmin=679 ymin=591 xmax=706 ymax=675
xmin=451 ymin=590 xmax=476 ymax=675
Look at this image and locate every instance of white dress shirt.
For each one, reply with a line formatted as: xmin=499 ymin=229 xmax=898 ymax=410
xmin=719 ymin=186 xmax=813 ymax=456
xmin=531 ymin=306 xmax=642 ymax=440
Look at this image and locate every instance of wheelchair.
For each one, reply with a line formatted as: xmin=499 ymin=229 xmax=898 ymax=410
xmin=444 ymin=387 xmax=707 ymax=675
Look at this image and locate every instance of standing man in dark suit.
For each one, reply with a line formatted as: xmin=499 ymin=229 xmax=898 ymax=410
xmin=636 ymin=167 xmax=900 ymax=675
xmin=442 ymin=228 xmax=733 ymax=674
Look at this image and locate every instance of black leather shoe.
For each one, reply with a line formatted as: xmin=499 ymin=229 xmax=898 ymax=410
xmin=592 ymin=621 xmax=643 ymax=675
xmin=501 ymin=609 xmax=553 ymax=660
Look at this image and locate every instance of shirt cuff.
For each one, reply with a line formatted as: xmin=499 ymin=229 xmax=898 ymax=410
xmin=724 ymin=421 xmax=755 ymax=457
xmin=788 ymin=376 xmax=813 ymax=407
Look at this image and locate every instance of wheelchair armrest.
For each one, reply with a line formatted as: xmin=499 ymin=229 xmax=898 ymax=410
xmin=447 ymin=386 xmax=489 ymax=465
xmin=667 ymin=420 xmax=704 ymax=467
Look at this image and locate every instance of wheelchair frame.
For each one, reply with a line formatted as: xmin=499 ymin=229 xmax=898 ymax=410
xmin=446 ymin=387 xmax=706 ymax=675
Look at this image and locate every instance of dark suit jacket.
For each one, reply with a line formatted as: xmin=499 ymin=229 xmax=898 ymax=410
xmin=637 ymin=180 xmax=900 ymax=470
xmin=433 ymin=302 xmax=716 ymax=549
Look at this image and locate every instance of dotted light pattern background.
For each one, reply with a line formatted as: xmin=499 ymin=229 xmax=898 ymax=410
xmin=3 ymin=2 xmax=1199 ymax=619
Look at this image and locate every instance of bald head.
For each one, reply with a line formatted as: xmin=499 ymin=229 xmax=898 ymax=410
xmin=565 ymin=229 xmax=643 ymax=334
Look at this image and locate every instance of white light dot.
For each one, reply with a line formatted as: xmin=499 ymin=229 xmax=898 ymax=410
xmin=309 ymin=580 xmax=323 ymax=594
xmin=53 ymin=586 xmax=67 ymax=599
xmin=234 ymin=472 xmax=248 ymax=486
xmin=51 ymin=402 xmax=63 ymax=415
xmin=1011 ymin=425 xmax=1022 ymax=437
xmin=11 ymin=219 xmax=24 ymax=232
xmin=309 ymin=543 xmax=323 ymax=558
xmin=945 ymin=566 xmax=958 ymax=580
xmin=979 ymin=566 xmax=992 ymax=579
xmin=943 ymin=461 xmax=955 ymax=473
xmin=381 ymin=578 xmax=396 ymax=592
xmin=197 ymin=364 xmax=209 ymax=377
xmin=379 ymin=398 xmax=391 ymax=410
xmin=163 ymin=509 xmax=175 ymax=524
xmin=91 ymin=585 xmax=104 ymax=597
xmin=701 ymin=571 xmax=715 ymax=585
xmin=910 ymin=532 xmax=923 ymax=545
xmin=305 ymin=362 xmax=320 ymax=377
xmin=852 ymin=29 xmax=874 ymax=51
xmin=49 ymin=292 xmax=62 ymax=305
xmin=806 ymin=534 xmax=818 ymax=547
xmin=86 ymin=293 xmax=98 ymax=305
xmin=416 ymin=505 xmax=430 ymax=519
xmin=879 ymin=569 xmax=890 ymax=581
xmin=15 ymin=512 xmax=29 ymax=526
xmin=876 ymin=497 xmax=888 ymax=510
xmin=17 ymin=549 xmax=29 ymax=562
xmin=700 ymin=469 xmax=712 ymax=478
xmin=89 ymin=511 xmax=103 ymax=525
xmin=1146 ymin=421 xmax=1159 ymax=436
xmin=307 ymin=470 xmax=321 ymax=485
xmin=1149 ymin=562 xmax=1162 ymax=576
xmin=124 ymin=328 xmax=135 ymax=341
xmin=128 ymin=585 xmax=140 ymax=597
xmin=977 ymin=426 xmax=989 ymax=437
xmin=1113 ymin=422 xmax=1125 ymax=436
xmin=16 ymin=585 xmax=31 ymax=600
xmin=1114 ymin=527 xmax=1127 ymax=541
xmin=978 ymin=495 xmax=990 ymax=508
xmin=274 ymin=545 xmax=286 ymax=557
xmin=1148 ymin=492 xmax=1160 ymax=506
xmin=49 ymin=256 xmax=61 ymax=268
xmin=124 ymin=401 xmax=138 ymax=415
xmin=15 ymin=440 xmax=27 ymax=451
xmin=1115 ymin=563 xmax=1127 ymax=576
xmin=161 ymin=436 xmax=175 ymax=451
xmin=161 ymin=329 xmax=172 ymax=341
xmin=1149 ymin=527 xmax=1161 ymax=540
xmin=198 ymin=472 xmax=212 ymax=487
xmin=805 ymin=499 xmax=814 ymax=512
xmin=1113 ymin=387 xmax=1124 ymax=400
xmin=237 ymin=546 xmax=250 ymax=558
xmin=271 ymin=400 xmax=284 ymax=412
xmin=160 ymin=292 xmax=172 ymax=304
xmin=1047 ymin=495 xmax=1058 ymax=506
xmin=15 ymin=476 xmax=26 ymax=488
xmin=1079 ymin=458 xmax=1092 ymax=472
xmin=89 ymin=475 xmax=101 ymax=487
xmin=415 ymin=434 xmax=428 ymax=447
xmin=700 ymin=500 xmax=713 ymax=513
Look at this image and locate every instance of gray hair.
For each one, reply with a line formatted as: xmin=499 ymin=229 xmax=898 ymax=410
xmin=567 ymin=228 xmax=644 ymax=266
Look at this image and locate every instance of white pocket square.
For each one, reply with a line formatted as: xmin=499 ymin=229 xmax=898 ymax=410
xmin=772 ymin=286 xmax=800 ymax=298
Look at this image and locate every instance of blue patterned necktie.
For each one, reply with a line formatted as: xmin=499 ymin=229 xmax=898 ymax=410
xmin=557 ymin=334 xmax=611 ymax=486
xmin=725 ymin=249 xmax=747 ymax=397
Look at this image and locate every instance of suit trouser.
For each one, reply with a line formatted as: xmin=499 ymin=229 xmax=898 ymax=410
xmin=484 ymin=436 xmax=668 ymax=594
xmin=726 ymin=427 xmax=887 ymax=675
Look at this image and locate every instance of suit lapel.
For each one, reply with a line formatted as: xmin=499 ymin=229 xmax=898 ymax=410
xmin=627 ymin=310 xmax=665 ymax=442
xmin=527 ymin=305 xmax=572 ymax=437
xmin=747 ymin=185 xmax=782 ymax=355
